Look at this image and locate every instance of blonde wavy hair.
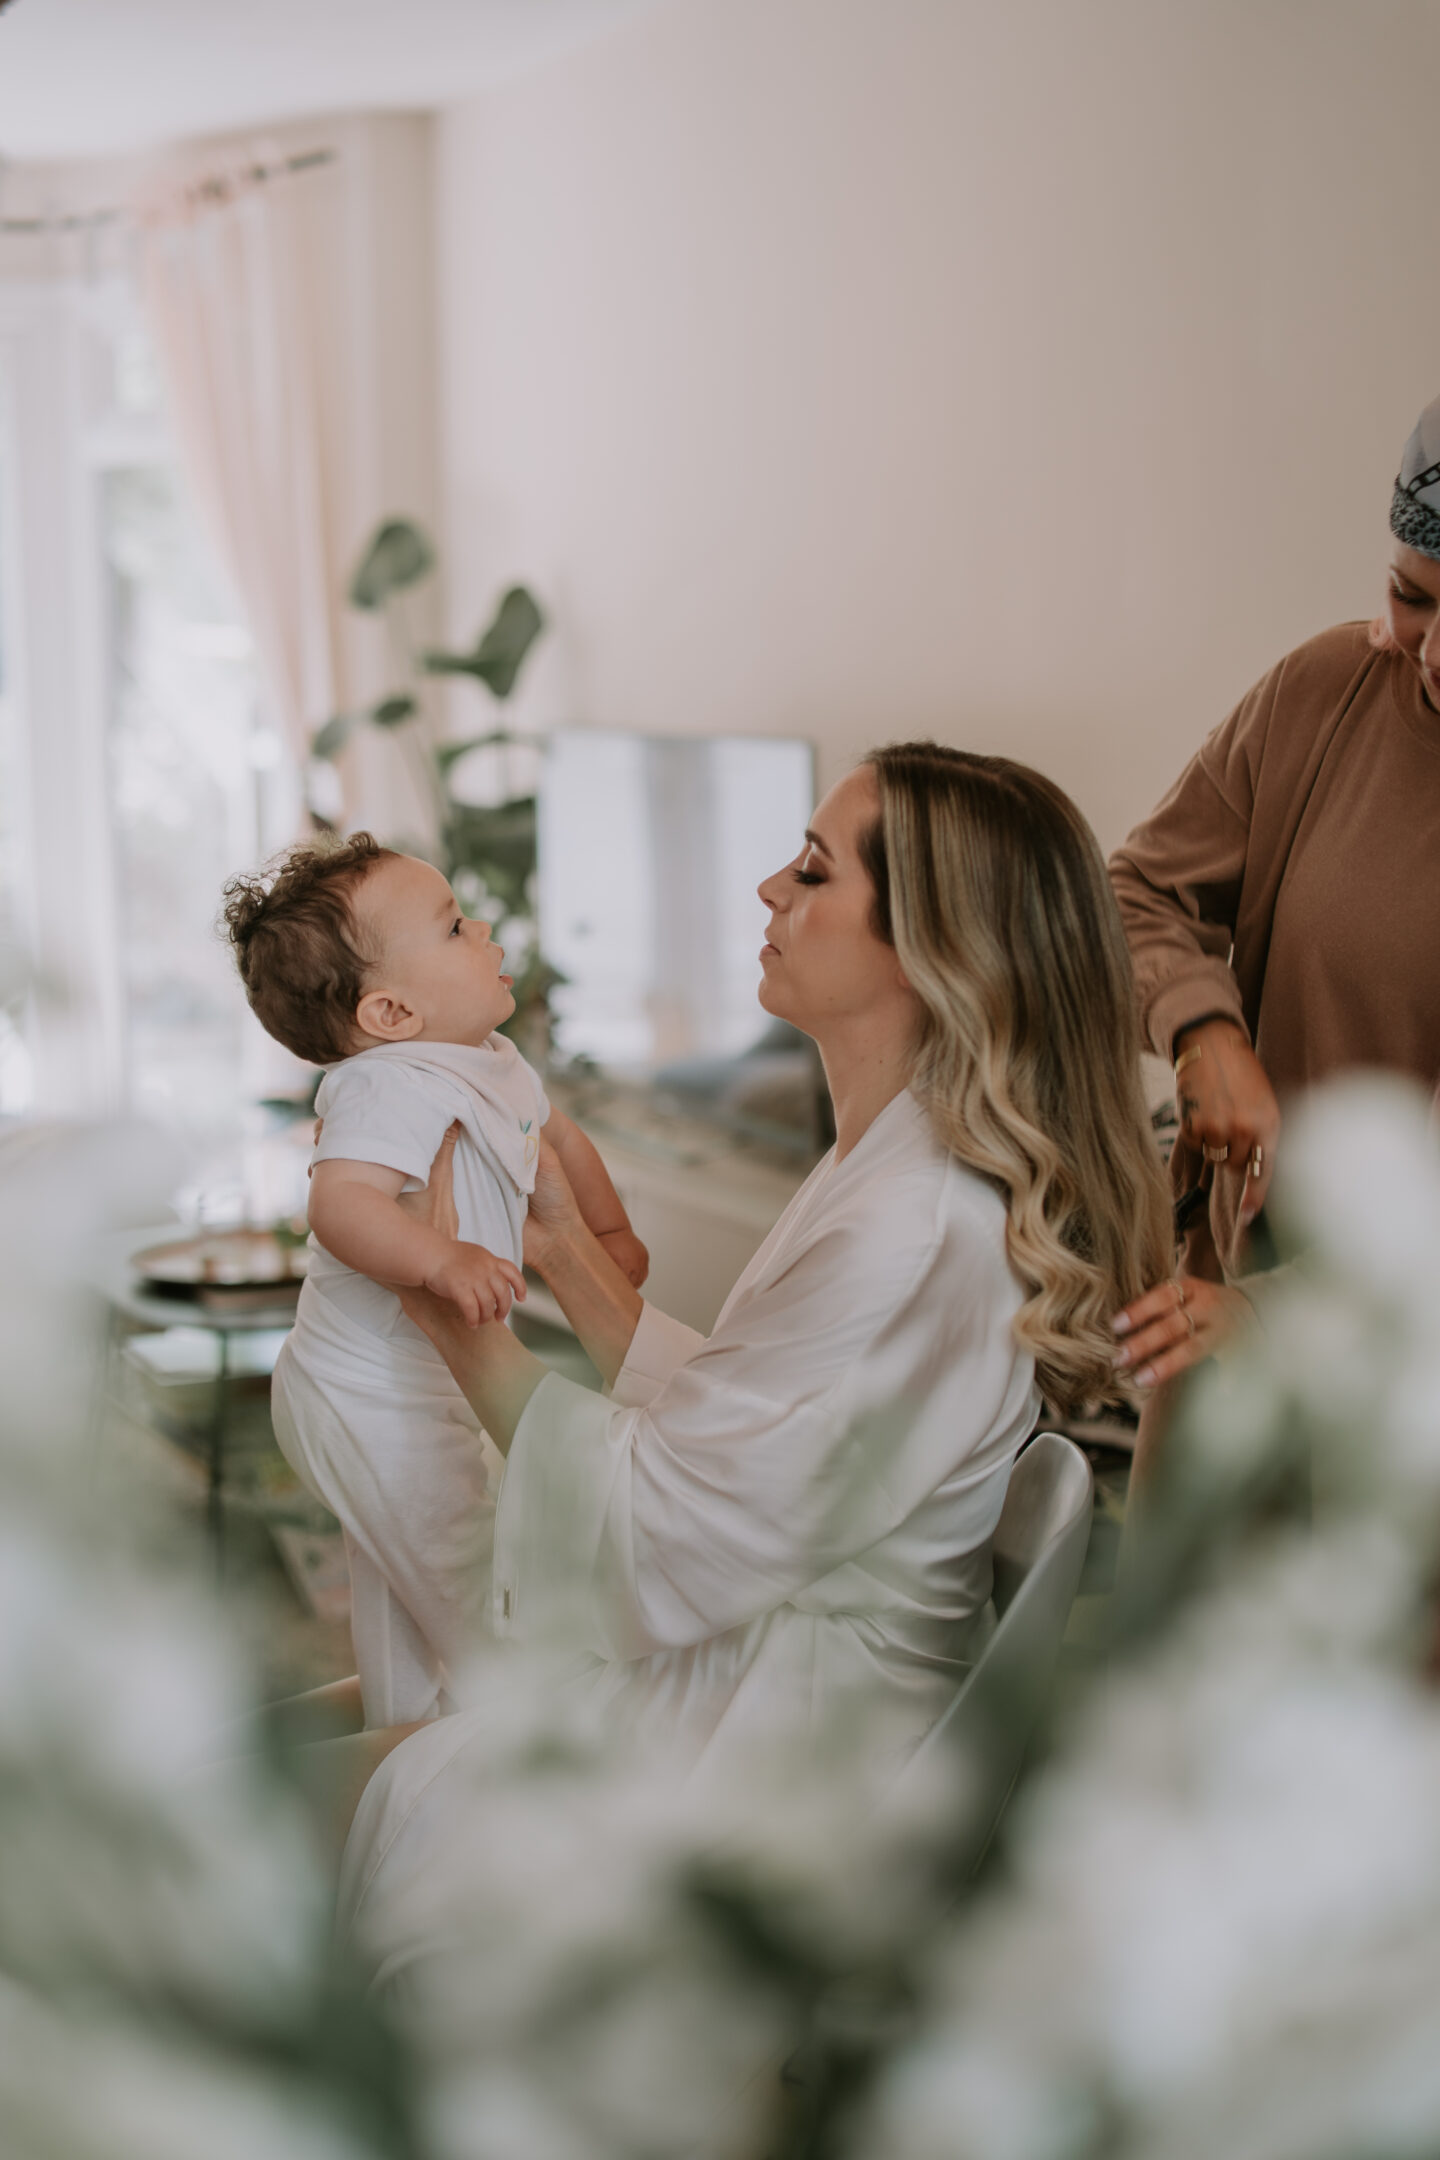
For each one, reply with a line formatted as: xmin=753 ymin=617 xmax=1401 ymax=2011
xmin=860 ymin=743 xmax=1173 ymax=1416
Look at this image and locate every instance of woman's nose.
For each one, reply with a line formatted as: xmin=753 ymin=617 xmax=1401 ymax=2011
xmin=756 ymin=869 xmax=785 ymax=909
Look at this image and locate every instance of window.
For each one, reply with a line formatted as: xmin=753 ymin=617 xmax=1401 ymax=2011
xmin=0 ymin=439 xmax=33 ymax=1114
xmin=102 ymin=460 xmax=286 ymax=1136
xmin=0 ymin=275 xmax=306 ymax=1218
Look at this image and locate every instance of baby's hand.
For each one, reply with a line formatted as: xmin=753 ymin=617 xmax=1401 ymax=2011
xmin=424 ymin=1242 xmax=527 ymax=1326
xmin=596 ymin=1227 xmax=650 ymax=1289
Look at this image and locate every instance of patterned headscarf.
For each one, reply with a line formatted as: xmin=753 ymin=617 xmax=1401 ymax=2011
xmin=1390 ymin=393 xmax=1440 ymax=561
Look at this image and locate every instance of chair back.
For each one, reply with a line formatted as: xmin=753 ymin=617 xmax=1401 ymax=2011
xmin=895 ymin=1431 xmax=1093 ymax=1866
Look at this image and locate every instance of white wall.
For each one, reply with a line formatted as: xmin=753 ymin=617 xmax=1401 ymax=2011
xmin=436 ymin=0 xmax=1440 ymax=851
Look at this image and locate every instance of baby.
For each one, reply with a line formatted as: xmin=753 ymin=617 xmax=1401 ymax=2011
xmin=223 ymin=832 xmax=646 ymax=1728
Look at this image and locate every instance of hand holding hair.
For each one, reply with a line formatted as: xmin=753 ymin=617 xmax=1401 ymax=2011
xmin=1112 ymin=1272 xmax=1257 ymax=1388
xmin=1171 ymin=1018 xmax=1280 ymax=1224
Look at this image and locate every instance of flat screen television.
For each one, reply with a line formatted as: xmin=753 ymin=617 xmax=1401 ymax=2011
xmin=537 ymin=729 xmax=826 ymax=1149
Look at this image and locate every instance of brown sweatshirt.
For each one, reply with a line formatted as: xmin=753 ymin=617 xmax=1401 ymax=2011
xmin=1109 ymin=622 xmax=1440 ymax=1266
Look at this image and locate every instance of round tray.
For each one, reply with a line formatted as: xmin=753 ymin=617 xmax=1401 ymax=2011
xmin=134 ymin=1229 xmax=309 ymax=1295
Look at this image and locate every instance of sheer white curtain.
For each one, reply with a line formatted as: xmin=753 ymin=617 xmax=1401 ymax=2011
xmin=139 ymin=165 xmax=346 ymax=779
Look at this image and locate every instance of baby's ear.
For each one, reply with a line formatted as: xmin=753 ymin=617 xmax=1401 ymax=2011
xmin=355 ymin=988 xmax=422 ymax=1043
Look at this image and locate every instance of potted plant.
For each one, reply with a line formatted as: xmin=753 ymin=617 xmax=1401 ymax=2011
xmin=310 ymin=518 xmax=560 ymax=1063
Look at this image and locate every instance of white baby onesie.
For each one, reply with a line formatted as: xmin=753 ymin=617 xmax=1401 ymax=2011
xmin=270 ymin=1036 xmax=548 ymax=1728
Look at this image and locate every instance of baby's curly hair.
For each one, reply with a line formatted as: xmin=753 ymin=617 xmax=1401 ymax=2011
xmin=221 ymin=832 xmax=396 ymax=1067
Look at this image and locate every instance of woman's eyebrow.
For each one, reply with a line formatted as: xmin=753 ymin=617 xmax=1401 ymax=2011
xmin=803 ymin=828 xmax=834 ymax=857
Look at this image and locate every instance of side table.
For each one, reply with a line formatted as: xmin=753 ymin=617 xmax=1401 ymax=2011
xmin=95 ymin=1226 xmax=300 ymax=1561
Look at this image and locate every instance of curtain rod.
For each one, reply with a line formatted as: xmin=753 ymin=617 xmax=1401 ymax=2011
xmin=0 ymin=144 xmax=338 ymax=236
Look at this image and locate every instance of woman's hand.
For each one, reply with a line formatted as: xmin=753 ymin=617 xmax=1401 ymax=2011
xmin=523 ymin=1137 xmax=584 ymax=1273
xmin=1172 ymin=1018 xmax=1281 ymax=1223
xmin=396 ymin=1119 xmax=462 ymax=1243
xmin=394 ymin=1279 xmax=544 ymax=1454
xmin=1112 ymin=1274 xmax=1257 ymax=1389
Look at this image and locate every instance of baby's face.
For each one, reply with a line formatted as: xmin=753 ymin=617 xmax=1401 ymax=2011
xmin=353 ymin=854 xmax=516 ymax=1048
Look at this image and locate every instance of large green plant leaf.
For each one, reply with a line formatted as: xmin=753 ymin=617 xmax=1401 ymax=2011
xmin=311 ymin=712 xmax=355 ymax=761
xmin=443 ymin=796 xmax=538 ymax=918
xmin=423 ymin=586 xmax=545 ymax=701
xmin=371 ymin=694 xmax=418 ymax=729
xmin=434 ymin=730 xmax=513 ymax=776
xmin=348 ymin=519 xmax=436 ymax=611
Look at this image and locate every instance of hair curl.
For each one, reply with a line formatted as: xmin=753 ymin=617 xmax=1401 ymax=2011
xmin=221 ymin=832 xmax=394 ymax=1067
xmin=861 ymin=743 xmax=1173 ymax=1416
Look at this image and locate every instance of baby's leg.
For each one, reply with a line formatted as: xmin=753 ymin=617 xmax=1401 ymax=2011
xmin=274 ymin=1338 xmax=498 ymax=1730
xmin=344 ymin=1533 xmax=444 ymax=1729
xmin=335 ymin=1394 xmax=500 ymax=1727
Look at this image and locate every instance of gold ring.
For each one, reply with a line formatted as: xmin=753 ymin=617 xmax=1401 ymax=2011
xmin=1202 ymin=1143 xmax=1229 ymax=1164
xmin=1184 ymin=1308 xmax=1197 ymax=1339
xmin=1173 ymin=1280 xmax=1187 ymax=1311
xmin=1248 ymin=1145 xmax=1265 ymax=1179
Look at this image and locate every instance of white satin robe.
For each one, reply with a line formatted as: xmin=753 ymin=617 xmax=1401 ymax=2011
xmin=340 ymin=1090 xmax=1040 ymax=1946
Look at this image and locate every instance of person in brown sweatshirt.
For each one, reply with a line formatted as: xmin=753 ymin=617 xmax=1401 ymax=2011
xmin=1108 ymin=392 xmax=1440 ymax=1430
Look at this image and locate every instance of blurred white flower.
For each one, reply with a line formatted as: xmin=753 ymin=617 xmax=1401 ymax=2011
xmin=357 ymin=1647 xmax=962 ymax=2160
xmin=1183 ymin=1078 xmax=1440 ymax=1522
xmin=1280 ymin=1078 xmax=1440 ymax=1320
xmin=0 ymin=1124 xmax=397 ymax=2154
xmin=863 ymin=1081 xmax=1440 ymax=2160
xmin=0 ymin=1120 xmax=178 ymax=1462
xmin=9 ymin=1079 xmax=1440 ymax=2160
xmin=865 ymin=1535 xmax=1440 ymax=2160
xmin=0 ymin=1975 xmax=374 ymax=2160
xmin=356 ymin=1653 xmax=786 ymax=2160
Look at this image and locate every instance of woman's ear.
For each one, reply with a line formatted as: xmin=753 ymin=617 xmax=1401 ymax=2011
xmin=355 ymin=988 xmax=423 ymax=1043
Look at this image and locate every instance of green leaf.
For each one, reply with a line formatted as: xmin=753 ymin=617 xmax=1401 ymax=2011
xmin=371 ymin=694 xmax=418 ymax=729
xmin=443 ymin=796 xmax=538 ymax=917
xmin=347 ymin=518 xmax=436 ymax=611
xmin=311 ymin=712 xmax=355 ymax=761
xmin=434 ymin=730 xmax=514 ymax=776
xmin=422 ymin=586 xmax=545 ymax=701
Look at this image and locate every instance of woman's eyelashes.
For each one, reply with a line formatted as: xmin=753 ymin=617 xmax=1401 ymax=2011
xmin=790 ymin=866 xmax=824 ymax=886
xmin=1391 ymin=582 xmax=1431 ymax=609
xmin=449 ymin=916 xmax=464 ymax=937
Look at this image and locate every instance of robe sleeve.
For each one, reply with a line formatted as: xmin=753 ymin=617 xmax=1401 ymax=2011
xmin=1107 ymin=657 xmax=1283 ymax=1059
xmin=608 ymin=1302 xmax=707 ymax=1410
xmin=492 ymin=1160 xmax=1027 ymax=1658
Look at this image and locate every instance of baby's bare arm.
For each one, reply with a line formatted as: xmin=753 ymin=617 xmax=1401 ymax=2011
xmin=542 ymin=1110 xmax=649 ymax=1288
xmin=309 ymin=1159 xmax=454 ymax=1287
xmin=309 ymin=1158 xmax=525 ymax=1324
xmin=543 ymin=1110 xmax=629 ymax=1235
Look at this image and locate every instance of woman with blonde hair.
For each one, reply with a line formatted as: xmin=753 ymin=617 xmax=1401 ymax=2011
xmin=336 ymin=745 xmax=1171 ymax=1950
